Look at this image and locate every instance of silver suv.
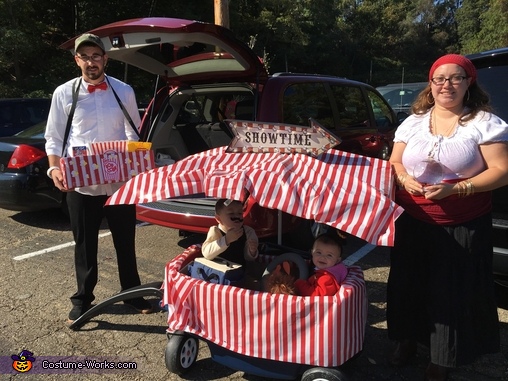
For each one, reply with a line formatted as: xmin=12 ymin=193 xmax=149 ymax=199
xmin=376 ymin=82 xmax=427 ymax=115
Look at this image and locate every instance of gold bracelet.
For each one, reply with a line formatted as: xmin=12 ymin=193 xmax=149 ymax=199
xmin=465 ymin=180 xmax=475 ymax=196
xmin=397 ymin=172 xmax=408 ymax=187
xmin=460 ymin=181 xmax=467 ymax=197
xmin=457 ymin=180 xmax=475 ymax=197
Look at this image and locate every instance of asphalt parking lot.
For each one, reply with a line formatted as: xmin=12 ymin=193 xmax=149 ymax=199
xmin=1 ymin=207 xmax=507 ymax=380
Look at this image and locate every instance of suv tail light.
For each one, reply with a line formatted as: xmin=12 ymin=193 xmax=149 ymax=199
xmin=7 ymin=145 xmax=46 ymax=169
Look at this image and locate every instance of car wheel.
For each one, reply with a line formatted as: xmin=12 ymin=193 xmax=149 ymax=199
xmin=301 ymin=367 xmax=349 ymax=381
xmin=164 ymin=331 xmax=199 ymax=375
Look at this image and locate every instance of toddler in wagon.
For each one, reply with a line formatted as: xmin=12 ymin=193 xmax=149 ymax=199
xmin=201 ymin=198 xmax=259 ymax=265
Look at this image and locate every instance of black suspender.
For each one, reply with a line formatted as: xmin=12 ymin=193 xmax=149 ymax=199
xmin=61 ymin=78 xmax=81 ymax=157
xmin=106 ymin=76 xmax=141 ymax=140
xmin=60 ymin=76 xmax=142 ymax=157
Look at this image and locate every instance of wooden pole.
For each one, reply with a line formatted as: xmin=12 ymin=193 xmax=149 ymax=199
xmin=214 ymin=0 xmax=229 ymax=28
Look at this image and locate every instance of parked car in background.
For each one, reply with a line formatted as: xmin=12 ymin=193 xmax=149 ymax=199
xmin=467 ymin=47 xmax=508 ymax=288
xmin=376 ymin=82 xmax=427 ymax=116
xmin=0 ymin=121 xmax=64 ymax=212
xmin=0 ymin=98 xmax=50 ymax=137
xmin=59 ymin=17 xmax=400 ymax=247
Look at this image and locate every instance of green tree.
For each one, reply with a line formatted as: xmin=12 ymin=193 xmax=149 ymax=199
xmin=0 ymin=0 xmax=214 ymax=98
xmin=456 ymin=0 xmax=490 ymax=53
xmin=457 ymin=0 xmax=508 ymax=53
xmin=478 ymin=0 xmax=508 ymax=49
xmin=0 ymin=0 xmax=59 ymax=97
xmin=0 ymin=0 xmax=506 ymax=100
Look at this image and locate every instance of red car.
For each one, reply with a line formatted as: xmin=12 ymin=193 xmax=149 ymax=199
xmin=60 ymin=17 xmax=400 ymax=246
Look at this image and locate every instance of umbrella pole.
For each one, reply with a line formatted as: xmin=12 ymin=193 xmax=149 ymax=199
xmin=278 ymin=210 xmax=282 ymax=245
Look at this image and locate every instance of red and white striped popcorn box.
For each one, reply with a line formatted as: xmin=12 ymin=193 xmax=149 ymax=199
xmin=60 ymin=150 xmax=155 ymax=189
xmin=118 ymin=150 xmax=155 ymax=180
xmin=89 ymin=140 xmax=129 ymax=155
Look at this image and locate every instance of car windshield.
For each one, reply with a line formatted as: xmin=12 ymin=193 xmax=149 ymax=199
xmin=14 ymin=121 xmax=46 ymax=138
xmin=379 ymin=88 xmax=420 ymax=108
xmin=378 ymin=87 xmax=423 ymax=107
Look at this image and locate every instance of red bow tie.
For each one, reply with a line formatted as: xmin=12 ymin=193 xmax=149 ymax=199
xmin=87 ymin=82 xmax=108 ymax=93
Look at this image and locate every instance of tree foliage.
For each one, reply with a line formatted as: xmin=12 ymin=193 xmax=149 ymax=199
xmin=0 ymin=0 xmax=505 ymax=100
xmin=457 ymin=0 xmax=508 ymax=53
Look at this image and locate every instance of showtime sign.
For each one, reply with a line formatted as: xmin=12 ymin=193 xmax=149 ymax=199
xmin=225 ymin=118 xmax=341 ymax=157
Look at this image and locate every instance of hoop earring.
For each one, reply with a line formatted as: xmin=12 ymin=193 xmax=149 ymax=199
xmin=426 ymin=92 xmax=434 ymax=105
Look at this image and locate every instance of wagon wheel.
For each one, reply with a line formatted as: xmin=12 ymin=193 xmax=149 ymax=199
xmin=301 ymin=367 xmax=349 ymax=381
xmin=164 ymin=331 xmax=199 ymax=375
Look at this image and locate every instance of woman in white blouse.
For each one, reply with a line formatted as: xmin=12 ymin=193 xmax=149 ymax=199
xmin=387 ymin=54 xmax=508 ymax=381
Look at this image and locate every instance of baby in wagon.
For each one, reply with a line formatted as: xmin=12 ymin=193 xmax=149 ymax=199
xmin=201 ymin=198 xmax=259 ymax=265
xmin=266 ymin=233 xmax=348 ymax=296
xmin=295 ymin=233 xmax=348 ymax=296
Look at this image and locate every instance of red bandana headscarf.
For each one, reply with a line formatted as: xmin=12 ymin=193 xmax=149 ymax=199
xmin=429 ymin=54 xmax=477 ymax=84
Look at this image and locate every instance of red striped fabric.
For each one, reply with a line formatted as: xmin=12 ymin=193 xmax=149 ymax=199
xmin=163 ymin=246 xmax=367 ymax=367
xmin=107 ymin=147 xmax=402 ymax=246
xmin=89 ymin=140 xmax=129 ymax=155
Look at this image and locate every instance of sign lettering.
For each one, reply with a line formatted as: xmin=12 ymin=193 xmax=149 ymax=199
xmin=226 ymin=118 xmax=341 ymax=157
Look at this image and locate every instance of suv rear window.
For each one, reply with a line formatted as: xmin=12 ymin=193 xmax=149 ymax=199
xmin=331 ymin=85 xmax=370 ymax=129
xmin=282 ymin=82 xmax=334 ymax=129
xmin=281 ymin=82 xmax=395 ymax=136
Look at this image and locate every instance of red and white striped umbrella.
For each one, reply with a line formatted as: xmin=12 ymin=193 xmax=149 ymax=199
xmin=106 ymin=147 xmax=403 ymax=246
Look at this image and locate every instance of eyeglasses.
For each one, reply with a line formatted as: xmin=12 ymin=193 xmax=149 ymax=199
xmin=430 ymin=75 xmax=468 ymax=86
xmin=76 ymin=54 xmax=104 ymax=62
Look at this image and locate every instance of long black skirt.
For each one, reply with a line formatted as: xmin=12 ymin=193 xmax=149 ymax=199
xmin=386 ymin=212 xmax=500 ymax=367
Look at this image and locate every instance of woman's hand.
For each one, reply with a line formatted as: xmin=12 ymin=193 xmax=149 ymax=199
xmin=421 ymin=183 xmax=456 ymax=200
xmin=401 ymin=174 xmax=424 ymax=195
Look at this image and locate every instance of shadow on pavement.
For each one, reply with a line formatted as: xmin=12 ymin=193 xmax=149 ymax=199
xmin=8 ymin=208 xmax=121 ymax=232
xmin=9 ymin=208 xmax=71 ymax=230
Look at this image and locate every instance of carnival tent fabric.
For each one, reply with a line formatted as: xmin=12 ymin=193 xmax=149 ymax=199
xmin=163 ymin=246 xmax=368 ymax=367
xmin=106 ymin=147 xmax=403 ymax=246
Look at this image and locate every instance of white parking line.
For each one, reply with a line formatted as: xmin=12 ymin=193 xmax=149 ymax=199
xmin=13 ymin=222 xmax=150 ymax=261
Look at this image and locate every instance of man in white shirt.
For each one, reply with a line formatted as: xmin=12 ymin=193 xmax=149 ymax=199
xmin=45 ymin=33 xmax=152 ymax=325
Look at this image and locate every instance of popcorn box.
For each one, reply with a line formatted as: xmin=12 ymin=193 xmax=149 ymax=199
xmin=60 ymin=148 xmax=154 ymax=189
xmin=88 ymin=140 xmax=152 ymax=155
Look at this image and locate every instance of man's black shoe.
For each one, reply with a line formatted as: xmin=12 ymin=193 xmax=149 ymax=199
xmin=67 ymin=304 xmax=91 ymax=325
